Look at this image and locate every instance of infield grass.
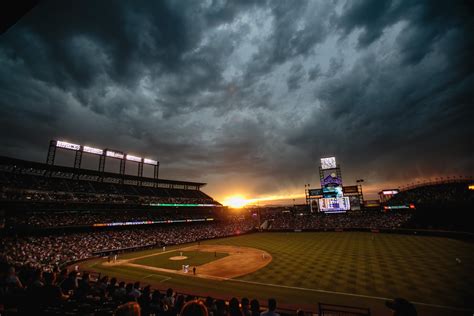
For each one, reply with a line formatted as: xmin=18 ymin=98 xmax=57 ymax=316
xmin=82 ymin=232 xmax=474 ymax=315
xmin=133 ymin=251 xmax=228 ymax=270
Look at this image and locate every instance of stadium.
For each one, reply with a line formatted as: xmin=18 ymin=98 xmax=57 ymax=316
xmin=1 ymin=1 xmax=474 ymax=316
xmin=1 ymin=140 xmax=473 ymax=316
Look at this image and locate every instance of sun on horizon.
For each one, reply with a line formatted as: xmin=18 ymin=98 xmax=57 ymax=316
xmin=222 ymin=195 xmax=249 ymax=208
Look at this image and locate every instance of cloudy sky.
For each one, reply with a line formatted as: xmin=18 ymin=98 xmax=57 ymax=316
xmin=0 ymin=0 xmax=473 ymax=204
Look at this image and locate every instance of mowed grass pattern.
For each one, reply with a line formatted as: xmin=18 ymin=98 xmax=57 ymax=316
xmin=133 ymin=251 xmax=228 ymax=270
xmin=203 ymin=232 xmax=474 ymax=307
xmin=84 ymin=232 xmax=474 ymax=310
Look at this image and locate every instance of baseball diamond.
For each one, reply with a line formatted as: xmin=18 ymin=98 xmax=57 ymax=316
xmin=79 ymin=232 xmax=474 ymax=315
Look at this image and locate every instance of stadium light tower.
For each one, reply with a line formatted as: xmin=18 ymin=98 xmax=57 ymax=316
xmin=356 ymin=179 xmax=364 ymax=207
xmin=304 ymin=184 xmax=310 ymax=206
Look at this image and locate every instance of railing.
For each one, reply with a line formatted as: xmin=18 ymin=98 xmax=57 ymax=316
xmin=319 ymin=303 xmax=371 ymax=316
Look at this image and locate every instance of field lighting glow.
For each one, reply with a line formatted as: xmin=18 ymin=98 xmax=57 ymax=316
xmin=83 ymin=146 xmax=103 ymax=155
xmin=53 ymin=139 xmax=158 ymax=164
xmin=106 ymin=150 xmax=124 ymax=159
xmin=144 ymin=158 xmax=158 ymax=165
xmin=126 ymin=154 xmax=142 ymax=162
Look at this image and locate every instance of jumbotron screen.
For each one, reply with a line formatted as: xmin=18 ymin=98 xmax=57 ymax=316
xmin=318 ymin=197 xmax=350 ymax=213
xmin=320 ymin=157 xmax=336 ymax=170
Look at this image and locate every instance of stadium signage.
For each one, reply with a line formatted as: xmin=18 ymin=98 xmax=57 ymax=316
xmin=56 ymin=141 xmax=80 ymax=151
xmin=382 ymin=190 xmax=399 ymax=195
xmin=383 ymin=204 xmax=415 ymax=210
xmin=106 ymin=150 xmax=124 ymax=159
xmin=92 ymin=218 xmax=214 ymax=227
xmin=144 ymin=158 xmax=158 ymax=165
xmin=83 ymin=146 xmax=103 ymax=155
xmin=126 ymin=154 xmax=142 ymax=162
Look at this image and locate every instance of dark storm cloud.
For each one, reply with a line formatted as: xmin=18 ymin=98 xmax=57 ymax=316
xmin=0 ymin=0 xmax=473 ymax=201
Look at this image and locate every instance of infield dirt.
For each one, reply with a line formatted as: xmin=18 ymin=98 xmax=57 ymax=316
xmin=102 ymin=244 xmax=272 ymax=280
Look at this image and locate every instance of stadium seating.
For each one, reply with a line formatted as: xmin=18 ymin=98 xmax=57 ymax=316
xmin=386 ymin=181 xmax=474 ymax=232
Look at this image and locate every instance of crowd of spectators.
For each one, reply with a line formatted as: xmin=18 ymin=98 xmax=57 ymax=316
xmin=388 ymin=182 xmax=473 ymax=207
xmin=1 ymin=190 xmax=216 ymax=206
xmin=262 ymin=211 xmax=412 ymax=230
xmin=1 ymin=219 xmax=256 ymax=271
xmin=0 ymin=261 xmax=287 ymax=316
xmin=0 ymin=212 xmax=411 ymax=268
xmin=0 ymin=171 xmax=218 ymax=205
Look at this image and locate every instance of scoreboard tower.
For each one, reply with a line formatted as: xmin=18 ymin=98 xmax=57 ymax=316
xmin=307 ymin=157 xmax=353 ymax=213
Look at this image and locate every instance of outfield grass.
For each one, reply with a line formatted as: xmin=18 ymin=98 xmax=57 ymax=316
xmin=133 ymin=251 xmax=228 ymax=270
xmin=82 ymin=232 xmax=474 ymax=315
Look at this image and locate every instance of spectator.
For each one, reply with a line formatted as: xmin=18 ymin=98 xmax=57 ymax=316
xmin=38 ymin=272 xmax=68 ymax=307
xmin=5 ymin=266 xmax=23 ymax=289
xmin=386 ymin=298 xmax=417 ymax=316
xmin=61 ymin=271 xmax=78 ymax=294
xmin=181 ymin=300 xmax=209 ymax=316
xmin=229 ymin=297 xmax=242 ymax=316
xmin=261 ymin=298 xmax=279 ymax=316
xmin=250 ymin=299 xmax=260 ymax=316
xmin=241 ymin=297 xmax=251 ymax=316
xmin=215 ymin=299 xmax=227 ymax=316
xmin=149 ymin=289 xmax=163 ymax=315
xmin=116 ymin=301 xmax=141 ymax=316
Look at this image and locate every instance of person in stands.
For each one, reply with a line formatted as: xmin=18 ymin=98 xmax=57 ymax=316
xmin=386 ymin=298 xmax=417 ymax=316
xmin=260 ymin=298 xmax=279 ymax=316
xmin=181 ymin=300 xmax=209 ymax=316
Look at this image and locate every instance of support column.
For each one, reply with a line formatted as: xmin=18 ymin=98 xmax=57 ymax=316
xmin=74 ymin=149 xmax=83 ymax=169
xmin=46 ymin=140 xmax=57 ymax=165
xmin=153 ymin=163 xmax=160 ymax=187
xmin=98 ymin=154 xmax=106 ymax=182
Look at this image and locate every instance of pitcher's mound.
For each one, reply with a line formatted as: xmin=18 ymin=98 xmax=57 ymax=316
xmin=169 ymin=256 xmax=187 ymax=261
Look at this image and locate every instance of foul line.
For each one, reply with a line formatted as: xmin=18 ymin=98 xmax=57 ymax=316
xmin=226 ymin=278 xmax=473 ymax=313
xmin=142 ymin=274 xmax=172 ymax=283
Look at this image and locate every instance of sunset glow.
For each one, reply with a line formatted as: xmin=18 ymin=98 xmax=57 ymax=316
xmin=222 ymin=193 xmax=306 ymax=208
xmin=222 ymin=195 xmax=248 ymax=208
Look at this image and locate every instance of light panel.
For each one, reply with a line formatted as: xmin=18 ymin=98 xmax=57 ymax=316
xmin=83 ymin=146 xmax=103 ymax=155
xmin=56 ymin=140 xmax=80 ymax=151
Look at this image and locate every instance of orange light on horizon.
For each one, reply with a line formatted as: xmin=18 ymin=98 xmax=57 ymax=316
xmin=222 ymin=195 xmax=249 ymax=208
xmin=222 ymin=193 xmax=306 ymax=208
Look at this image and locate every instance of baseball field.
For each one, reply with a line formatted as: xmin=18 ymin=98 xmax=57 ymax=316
xmin=80 ymin=232 xmax=474 ymax=315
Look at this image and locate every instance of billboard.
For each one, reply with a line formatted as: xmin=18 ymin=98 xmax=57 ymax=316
xmin=318 ymin=197 xmax=350 ymax=213
xmin=343 ymin=185 xmax=359 ymax=195
xmin=308 ymin=189 xmax=323 ymax=196
xmin=320 ymin=157 xmax=336 ymax=170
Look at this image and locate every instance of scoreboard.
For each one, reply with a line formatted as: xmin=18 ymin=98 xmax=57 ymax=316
xmin=318 ymin=197 xmax=351 ymax=213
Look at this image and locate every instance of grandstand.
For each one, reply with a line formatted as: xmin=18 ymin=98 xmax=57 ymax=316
xmin=385 ymin=179 xmax=474 ymax=232
xmin=1 ymin=151 xmax=474 ymax=315
xmin=0 ymin=155 xmax=223 ymax=230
